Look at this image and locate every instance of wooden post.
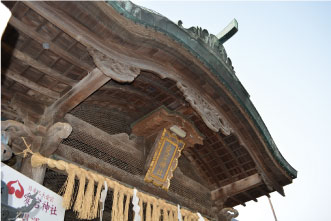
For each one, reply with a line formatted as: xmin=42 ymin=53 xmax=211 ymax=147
xmin=20 ymin=157 xmax=46 ymax=184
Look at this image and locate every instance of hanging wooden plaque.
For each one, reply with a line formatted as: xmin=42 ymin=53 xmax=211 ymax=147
xmin=144 ymin=128 xmax=185 ymax=190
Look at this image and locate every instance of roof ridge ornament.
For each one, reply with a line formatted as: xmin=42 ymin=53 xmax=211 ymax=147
xmin=177 ymin=20 xmax=237 ymax=72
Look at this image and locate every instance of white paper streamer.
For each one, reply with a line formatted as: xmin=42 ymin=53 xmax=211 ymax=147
xmin=132 ymin=188 xmax=141 ymax=221
xmin=177 ymin=204 xmax=182 ymax=221
xmin=99 ymin=181 xmax=108 ymax=221
xmin=197 ymin=212 xmax=205 ymax=221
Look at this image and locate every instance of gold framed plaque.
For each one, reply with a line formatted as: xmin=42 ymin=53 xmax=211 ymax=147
xmin=144 ymin=128 xmax=185 ymax=190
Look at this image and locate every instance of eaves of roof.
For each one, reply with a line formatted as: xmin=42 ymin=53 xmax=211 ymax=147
xmin=107 ymin=1 xmax=297 ymax=179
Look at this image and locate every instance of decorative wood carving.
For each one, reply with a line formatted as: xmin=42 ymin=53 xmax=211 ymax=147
xmin=144 ymin=129 xmax=185 ymax=190
xmin=131 ymin=106 xmax=203 ymax=148
xmin=1 ymin=120 xmax=72 ymax=156
xmin=88 ymin=48 xmax=140 ymax=83
xmin=177 ymin=82 xmax=232 ymax=135
xmin=1 ymin=119 xmax=72 ymax=183
xmin=218 ymin=208 xmax=239 ymax=221
xmin=1 ymin=120 xmax=33 ymax=139
xmin=40 ymin=122 xmax=72 ymax=156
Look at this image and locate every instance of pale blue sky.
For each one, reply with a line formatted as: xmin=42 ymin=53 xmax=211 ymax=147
xmin=132 ymin=1 xmax=331 ymax=220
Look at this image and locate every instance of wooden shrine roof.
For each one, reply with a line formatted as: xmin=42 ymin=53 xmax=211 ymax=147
xmin=1 ymin=1 xmax=296 ymax=216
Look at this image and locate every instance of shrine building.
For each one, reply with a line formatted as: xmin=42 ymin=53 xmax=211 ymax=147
xmin=1 ymin=1 xmax=297 ymax=220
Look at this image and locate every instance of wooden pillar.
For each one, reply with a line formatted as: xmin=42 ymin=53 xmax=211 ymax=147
xmin=20 ymin=157 xmax=46 ymax=184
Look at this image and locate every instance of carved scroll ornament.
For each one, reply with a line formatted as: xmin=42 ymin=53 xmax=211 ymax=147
xmin=88 ymin=48 xmax=140 ymax=83
xmin=1 ymin=120 xmax=72 ymax=157
xmin=177 ymin=82 xmax=232 ymax=135
xmin=219 ymin=208 xmax=239 ymax=221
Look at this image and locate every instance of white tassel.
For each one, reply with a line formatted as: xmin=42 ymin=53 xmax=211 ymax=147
xmin=99 ymin=181 xmax=108 ymax=221
xmin=132 ymin=188 xmax=141 ymax=221
xmin=197 ymin=212 xmax=205 ymax=221
xmin=177 ymin=204 xmax=182 ymax=221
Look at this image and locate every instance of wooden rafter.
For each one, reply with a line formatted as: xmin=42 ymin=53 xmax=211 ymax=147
xmin=219 ymin=134 xmax=247 ymax=177
xmin=211 ymin=173 xmax=262 ymax=201
xmin=4 ymin=69 xmax=60 ymax=99
xmin=242 ymin=192 xmax=258 ymax=202
xmin=2 ymin=43 xmax=76 ymax=86
xmin=138 ymin=74 xmax=186 ymax=105
xmin=8 ymin=16 xmax=93 ymax=71
xmin=231 ymin=196 xmax=246 ymax=207
xmin=23 ymin=1 xmax=108 ymax=58
xmin=190 ymin=147 xmax=220 ymax=187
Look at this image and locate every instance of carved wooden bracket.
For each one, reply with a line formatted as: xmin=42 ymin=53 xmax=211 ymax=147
xmin=1 ymin=120 xmax=33 ymax=139
xmin=1 ymin=119 xmax=72 ymax=183
xmin=40 ymin=122 xmax=72 ymax=156
xmin=177 ymin=82 xmax=232 ymax=135
xmin=218 ymin=208 xmax=239 ymax=221
xmin=1 ymin=120 xmax=72 ymax=157
xmin=88 ymin=48 xmax=140 ymax=83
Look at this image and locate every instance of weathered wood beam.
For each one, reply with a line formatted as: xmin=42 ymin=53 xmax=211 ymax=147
xmin=242 ymin=192 xmax=258 ymax=202
xmin=4 ymin=69 xmax=60 ymax=99
xmin=234 ymin=131 xmax=285 ymax=197
xmin=8 ymin=16 xmax=93 ymax=71
xmin=42 ymin=68 xmax=110 ymax=125
xmin=211 ymin=173 xmax=262 ymax=201
xmin=100 ymin=84 xmax=156 ymax=103
xmin=231 ymin=196 xmax=246 ymax=207
xmin=64 ymin=114 xmax=143 ymax=160
xmin=2 ymin=43 xmax=76 ymax=86
xmin=257 ymin=166 xmax=285 ymax=196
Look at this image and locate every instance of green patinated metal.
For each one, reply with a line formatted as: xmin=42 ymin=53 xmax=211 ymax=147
xmin=106 ymin=1 xmax=297 ymax=179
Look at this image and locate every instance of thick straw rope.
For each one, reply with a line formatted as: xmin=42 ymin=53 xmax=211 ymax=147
xmin=21 ymin=137 xmax=209 ymax=221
